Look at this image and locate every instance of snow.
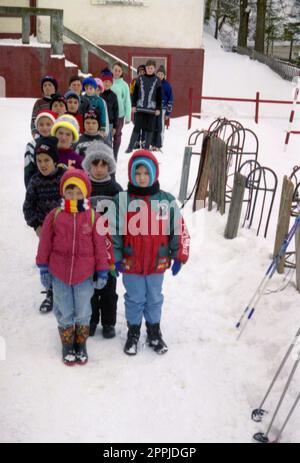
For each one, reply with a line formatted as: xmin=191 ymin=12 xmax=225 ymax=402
xmin=1 ymin=32 xmax=300 ymax=443
xmin=0 ymin=36 xmax=51 ymax=48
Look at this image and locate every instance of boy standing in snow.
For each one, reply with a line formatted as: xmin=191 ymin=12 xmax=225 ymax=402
xmin=75 ymin=110 xmax=107 ymax=159
xmin=81 ymin=77 xmax=108 ymax=135
xmin=36 ymin=169 xmax=111 ymax=365
xmin=101 ymin=72 xmax=119 ymax=147
xmin=126 ymin=60 xmax=162 ymax=153
xmin=31 ymin=76 xmax=58 ymax=138
xmin=23 ymin=136 xmax=66 ymax=313
xmin=51 ymin=115 xmax=83 ymax=169
xmin=82 ymin=142 xmax=123 ymax=338
xmin=65 ymin=91 xmax=84 ymax=134
xmin=112 ymin=150 xmax=190 ymax=355
xmin=68 ymin=75 xmax=91 ymax=115
xmin=24 ymin=109 xmax=57 ymax=188
xmin=50 ymin=94 xmax=68 ymax=118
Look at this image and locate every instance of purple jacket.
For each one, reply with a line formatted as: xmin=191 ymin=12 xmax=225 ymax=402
xmin=58 ymin=148 xmax=82 ymax=169
xmin=36 ymin=208 xmax=110 ymax=285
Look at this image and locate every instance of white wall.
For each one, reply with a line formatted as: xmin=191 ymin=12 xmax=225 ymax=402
xmin=36 ymin=0 xmax=204 ymax=49
xmin=0 ymin=0 xmax=29 ymax=33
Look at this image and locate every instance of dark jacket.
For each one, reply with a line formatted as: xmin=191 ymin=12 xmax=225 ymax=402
xmin=75 ymin=133 xmax=108 ymax=158
xmin=161 ymin=79 xmax=174 ymax=116
xmin=23 ymin=166 xmax=66 ymax=230
xmin=132 ymin=74 xmax=162 ymax=115
xmin=79 ymin=97 xmax=91 ymax=115
xmin=101 ymin=90 xmax=119 ymax=129
xmin=90 ymin=178 xmax=123 ymax=213
xmin=24 ymin=138 xmax=37 ymax=188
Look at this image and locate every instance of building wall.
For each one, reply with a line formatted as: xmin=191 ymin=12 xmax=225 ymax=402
xmin=36 ymin=0 xmax=204 ymax=49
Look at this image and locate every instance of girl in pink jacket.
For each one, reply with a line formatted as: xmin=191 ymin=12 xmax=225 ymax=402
xmin=36 ymin=169 xmax=111 ymax=366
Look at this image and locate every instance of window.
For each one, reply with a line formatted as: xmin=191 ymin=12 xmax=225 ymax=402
xmin=131 ymin=56 xmax=168 ymax=79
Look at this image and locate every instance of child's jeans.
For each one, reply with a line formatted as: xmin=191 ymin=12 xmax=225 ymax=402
xmin=122 ymin=274 xmax=164 ymax=325
xmin=52 ymin=276 xmax=94 ymax=328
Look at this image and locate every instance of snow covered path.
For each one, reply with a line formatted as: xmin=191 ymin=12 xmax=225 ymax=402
xmin=0 ymin=33 xmax=300 ymax=443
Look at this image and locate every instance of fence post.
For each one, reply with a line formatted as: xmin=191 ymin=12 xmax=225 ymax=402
xmin=224 ymin=172 xmax=247 ymax=239
xmin=188 ymin=87 xmax=193 ymax=130
xmin=178 ymin=147 xmax=193 ymax=204
xmin=273 ymin=176 xmax=294 ymax=273
xmin=22 ymin=13 xmax=30 ymax=44
xmin=255 ymin=91 xmax=260 ymax=124
xmin=80 ymin=45 xmax=89 ymax=73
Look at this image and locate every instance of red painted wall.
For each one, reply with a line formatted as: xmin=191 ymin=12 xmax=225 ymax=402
xmin=0 ymin=45 xmax=78 ymax=98
xmin=0 ymin=43 xmax=204 ymax=117
xmin=64 ymin=44 xmax=205 ymax=118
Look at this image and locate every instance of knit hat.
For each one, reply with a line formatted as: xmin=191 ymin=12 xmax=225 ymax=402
xmin=128 ymin=150 xmax=159 ymax=187
xmin=34 ymin=136 xmax=59 ymax=164
xmin=51 ymin=114 xmax=80 ymax=143
xmin=84 ymin=109 xmax=100 ymax=128
xmin=41 ymin=76 xmax=58 ymax=93
xmin=95 ymin=78 xmax=105 ymax=92
xmin=137 ymin=64 xmax=146 ymax=74
xmin=35 ymin=109 xmax=58 ymax=129
xmin=83 ymin=141 xmax=116 ymax=176
xmin=82 ymin=77 xmax=98 ymax=90
xmin=50 ymin=93 xmax=68 ymax=111
xmin=60 ymin=169 xmax=92 ymax=198
xmin=64 ymin=90 xmax=80 ymax=102
xmin=101 ymin=68 xmax=113 ymax=82
xmin=157 ymin=65 xmax=166 ymax=75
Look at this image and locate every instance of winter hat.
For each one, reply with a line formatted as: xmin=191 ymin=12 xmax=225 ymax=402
xmin=50 ymin=93 xmax=68 ymax=111
xmin=128 ymin=150 xmax=159 ymax=187
xmin=82 ymin=77 xmax=98 ymax=90
xmin=64 ymin=90 xmax=80 ymax=102
xmin=83 ymin=141 xmax=116 ymax=175
xmin=61 ymin=168 xmax=92 ymax=198
xmin=41 ymin=76 xmax=58 ymax=93
xmin=84 ymin=109 xmax=100 ymax=128
xmin=51 ymin=114 xmax=80 ymax=143
xmin=95 ymin=78 xmax=105 ymax=92
xmin=137 ymin=64 xmax=146 ymax=74
xmin=157 ymin=65 xmax=166 ymax=75
xmin=34 ymin=136 xmax=59 ymax=164
xmin=101 ymin=68 xmax=113 ymax=82
xmin=35 ymin=109 xmax=58 ymax=129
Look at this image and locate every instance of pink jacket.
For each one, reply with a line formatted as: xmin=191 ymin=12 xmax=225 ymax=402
xmin=36 ymin=208 xmax=110 ymax=286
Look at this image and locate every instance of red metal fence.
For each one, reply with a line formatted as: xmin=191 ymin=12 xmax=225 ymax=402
xmin=188 ymin=87 xmax=300 ymax=130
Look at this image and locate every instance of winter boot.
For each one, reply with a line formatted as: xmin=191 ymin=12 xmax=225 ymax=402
xmin=58 ymin=326 xmax=76 ymax=366
xmin=39 ymin=288 xmax=53 ymax=314
xmin=74 ymin=325 xmax=90 ymax=365
xmin=124 ymin=323 xmax=141 ymax=356
xmin=89 ymin=322 xmax=97 ymax=337
xmin=146 ymin=322 xmax=168 ymax=355
xmin=102 ymin=325 xmax=116 ymax=339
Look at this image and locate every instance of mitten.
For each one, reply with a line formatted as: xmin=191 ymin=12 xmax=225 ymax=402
xmin=95 ymin=270 xmax=109 ymax=290
xmin=171 ymin=260 xmax=182 ymax=276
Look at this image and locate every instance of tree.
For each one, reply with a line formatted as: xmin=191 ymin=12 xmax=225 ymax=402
xmin=205 ymin=0 xmax=213 ymax=23
xmin=255 ymin=0 xmax=267 ymax=53
xmin=238 ymin=0 xmax=251 ymax=47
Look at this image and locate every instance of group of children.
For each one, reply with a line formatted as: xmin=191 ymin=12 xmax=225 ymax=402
xmin=23 ymin=60 xmax=187 ymax=367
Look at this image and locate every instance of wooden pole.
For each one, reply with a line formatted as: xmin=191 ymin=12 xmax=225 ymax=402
xmin=224 ymin=172 xmax=247 ymax=239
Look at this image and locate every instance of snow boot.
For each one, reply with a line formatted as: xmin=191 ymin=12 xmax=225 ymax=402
xmin=124 ymin=323 xmax=141 ymax=356
xmin=74 ymin=325 xmax=89 ymax=365
xmin=58 ymin=325 xmax=76 ymax=366
xmin=102 ymin=325 xmax=116 ymax=339
xmin=89 ymin=322 xmax=97 ymax=337
xmin=39 ymin=288 xmax=53 ymax=313
xmin=146 ymin=322 xmax=168 ymax=355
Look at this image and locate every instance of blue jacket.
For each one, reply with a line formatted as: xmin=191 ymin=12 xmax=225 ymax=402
xmin=161 ymin=79 xmax=174 ymax=116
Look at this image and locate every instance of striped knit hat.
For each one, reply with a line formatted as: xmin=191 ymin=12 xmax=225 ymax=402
xmin=35 ymin=110 xmax=57 ymax=129
xmin=60 ymin=169 xmax=92 ymax=199
xmin=128 ymin=150 xmax=159 ymax=187
xmin=51 ymin=114 xmax=80 ymax=143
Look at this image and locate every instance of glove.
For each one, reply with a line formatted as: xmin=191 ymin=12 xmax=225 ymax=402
xmin=39 ymin=265 xmax=52 ymax=290
xmin=171 ymin=260 xmax=182 ymax=276
xmin=95 ymin=270 xmax=109 ymax=290
xmin=113 ymin=261 xmax=124 ymax=278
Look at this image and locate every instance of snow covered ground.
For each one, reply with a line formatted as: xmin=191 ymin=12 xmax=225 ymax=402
xmin=0 ymin=32 xmax=300 ymax=443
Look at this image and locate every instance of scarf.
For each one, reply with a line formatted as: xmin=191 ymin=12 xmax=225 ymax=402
xmin=127 ymin=181 xmax=160 ymax=197
xmin=60 ymin=198 xmax=91 ymax=213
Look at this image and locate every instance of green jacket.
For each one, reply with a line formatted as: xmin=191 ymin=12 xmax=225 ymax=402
xmin=111 ymin=78 xmax=132 ymax=122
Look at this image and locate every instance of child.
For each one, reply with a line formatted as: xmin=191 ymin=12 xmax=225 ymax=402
xmin=65 ymin=90 xmax=84 ymax=134
xmin=95 ymin=78 xmax=104 ymax=96
xmin=126 ymin=60 xmax=162 ymax=153
xmin=81 ymin=77 xmax=107 ymax=135
xmin=51 ymin=115 xmax=83 ymax=169
xmin=100 ymin=71 xmax=119 ymax=147
xmin=82 ymin=142 xmax=123 ymax=338
xmin=68 ymin=75 xmax=91 ymax=115
xmin=75 ymin=110 xmax=107 ymax=158
xmin=110 ymin=63 xmax=132 ymax=160
xmin=31 ymin=76 xmax=58 ymax=137
xmin=130 ymin=64 xmax=146 ymax=97
xmin=36 ymin=169 xmax=111 ymax=365
xmin=151 ymin=65 xmax=174 ymax=151
xmin=50 ymin=94 xmax=67 ymax=117
xmin=23 ymin=136 xmax=66 ymax=313
xmin=112 ymin=150 xmax=190 ymax=355
xmin=24 ymin=109 xmax=57 ymax=188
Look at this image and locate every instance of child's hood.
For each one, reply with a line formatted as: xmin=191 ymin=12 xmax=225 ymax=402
xmin=128 ymin=150 xmax=159 ymax=184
